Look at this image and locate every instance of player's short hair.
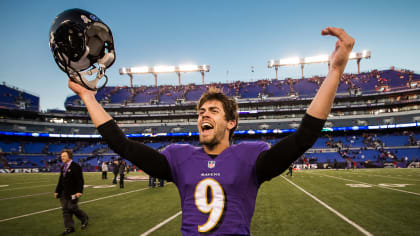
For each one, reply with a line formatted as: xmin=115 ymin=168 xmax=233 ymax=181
xmin=197 ymin=87 xmax=239 ymax=140
xmin=61 ymin=149 xmax=73 ymax=159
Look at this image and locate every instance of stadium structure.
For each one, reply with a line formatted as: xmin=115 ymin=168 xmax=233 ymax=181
xmin=0 ymin=54 xmax=419 ymax=173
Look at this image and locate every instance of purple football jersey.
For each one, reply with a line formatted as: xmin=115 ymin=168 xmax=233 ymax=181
xmin=162 ymin=141 xmax=269 ymax=235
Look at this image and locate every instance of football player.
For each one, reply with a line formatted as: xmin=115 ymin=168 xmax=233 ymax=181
xmin=61 ymin=21 xmax=354 ymax=234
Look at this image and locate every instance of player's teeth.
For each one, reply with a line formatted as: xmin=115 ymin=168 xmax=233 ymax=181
xmin=202 ymin=123 xmax=213 ymax=129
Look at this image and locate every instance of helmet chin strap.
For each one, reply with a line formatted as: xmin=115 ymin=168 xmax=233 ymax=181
xmin=69 ymin=65 xmax=108 ymax=91
xmin=58 ymin=45 xmax=111 ymax=91
xmin=55 ymin=38 xmax=114 ymax=91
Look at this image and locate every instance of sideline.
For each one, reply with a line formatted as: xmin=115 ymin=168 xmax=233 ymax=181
xmin=281 ymin=176 xmax=373 ymax=236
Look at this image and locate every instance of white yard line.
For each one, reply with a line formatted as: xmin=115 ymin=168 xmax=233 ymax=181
xmin=140 ymin=211 xmax=182 ymax=236
xmin=0 ymin=192 xmax=52 ymax=201
xmin=78 ymin=187 xmax=148 ymax=205
xmin=3 ymin=180 xmax=52 ymax=185
xmin=0 ymin=207 xmax=63 ymax=223
xmin=312 ymin=173 xmax=420 ymax=197
xmin=281 ymin=176 xmax=374 ymax=236
xmin=0 ymin=187 xmax=149 ymax=223
xmin=0 ymin=184 xmax=56 ymax=192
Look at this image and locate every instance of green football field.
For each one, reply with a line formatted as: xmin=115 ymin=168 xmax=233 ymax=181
xmin=1 ymin=168 xmax=419 ymax=235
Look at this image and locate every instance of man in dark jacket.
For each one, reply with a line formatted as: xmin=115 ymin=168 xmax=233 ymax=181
xmin=119 ymin=160 xmax=126 ymax=188
xmin=112 ymin=159 xmax=119 ymax=184
xmin=285 ymin=163 xmax=294 ymax=177
xmin=54 ymin=149 xmax=89 ymax=235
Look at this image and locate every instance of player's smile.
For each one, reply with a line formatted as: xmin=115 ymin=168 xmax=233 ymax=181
xmin=200 ymin=120 xmax=215 ymax=135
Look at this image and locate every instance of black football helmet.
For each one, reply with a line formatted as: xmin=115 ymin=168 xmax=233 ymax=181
xmin=49 ymin=8 xmax=115 ymax=90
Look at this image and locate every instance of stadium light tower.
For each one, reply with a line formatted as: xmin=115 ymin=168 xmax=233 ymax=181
xmin=119 ymin=64 xmax=210 ymax=87
xmin=268 ymin=50 xmax=371 ymax=80
xmin=349 ymin=50 xmax=372 ymax=74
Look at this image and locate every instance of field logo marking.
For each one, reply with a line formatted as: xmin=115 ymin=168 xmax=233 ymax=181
xmin=346 ymin=183 xmax=413 ymax=188
xmin=346 ymin=184 xmax=372 ymax=188
xmin=377 ymin=184 xmax=412 ymax=188
xmin=92 ymin=185 xmax=115 ymax=189
xmin=316 ymin=173 xmax=420 ymax=197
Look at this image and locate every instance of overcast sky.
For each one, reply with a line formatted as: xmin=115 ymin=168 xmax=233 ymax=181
xmin=0 ymin=0 xmax=419 ymax=110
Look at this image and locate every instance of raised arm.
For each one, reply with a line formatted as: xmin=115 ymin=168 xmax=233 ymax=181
xmin=306 ymin=27 xmax=355 ymax=119
xmin=68 ymin=80 xmax=113 ymax=127
xmin=68 ymin=80 xmax=172 ymax=180
xmin=256 ymin=27 xmax=354 ymax=183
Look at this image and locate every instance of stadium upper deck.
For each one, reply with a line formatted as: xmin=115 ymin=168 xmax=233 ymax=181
xmin=0 ymin=83 xmax=39 ymax=112
xmin=65 ymin=68 xmax=419 ymax=108
xmin=0 ymin=68 xmax=418 ymax=135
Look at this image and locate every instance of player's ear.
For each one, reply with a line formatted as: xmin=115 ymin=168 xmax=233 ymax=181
xmin=227 ymin=119 xmax=236 ymax=130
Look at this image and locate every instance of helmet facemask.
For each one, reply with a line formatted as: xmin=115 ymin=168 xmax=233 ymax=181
xmin=50 ymin=9 xmax=115 ymax=91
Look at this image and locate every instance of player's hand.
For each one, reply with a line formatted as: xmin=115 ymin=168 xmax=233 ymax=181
xmin=68 ymin=79 xmax=97 ymax=98
xmin=321 ymin=27 xmax=355 ymax=74
xmin=54 ymin=193 xmax=58 ymax=198
xmin=75 ymin=193 xmax=83 ymax=198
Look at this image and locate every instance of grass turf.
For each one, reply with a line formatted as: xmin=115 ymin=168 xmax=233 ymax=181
xmin=1 ymin=168 xmax=419 ymax=235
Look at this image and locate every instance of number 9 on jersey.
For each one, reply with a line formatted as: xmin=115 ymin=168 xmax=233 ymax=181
xmin=194 ymin=178 xmax=226 ymax=232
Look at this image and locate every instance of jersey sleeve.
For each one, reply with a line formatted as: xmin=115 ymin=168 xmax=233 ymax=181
xmin=98 ymin=119 xmax=172 ymax=181
xmin=256 ymin=113 xmax=325 ymax=183
xmin=160 ymin=144 xmax=178 ymax=184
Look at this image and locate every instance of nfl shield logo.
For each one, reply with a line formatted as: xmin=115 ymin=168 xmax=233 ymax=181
xmin=208 ymin=161 xmax=216 ymax=169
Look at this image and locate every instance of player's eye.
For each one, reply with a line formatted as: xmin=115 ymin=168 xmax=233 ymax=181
xmin=211 ymin=109 xmax=219 ymax=114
